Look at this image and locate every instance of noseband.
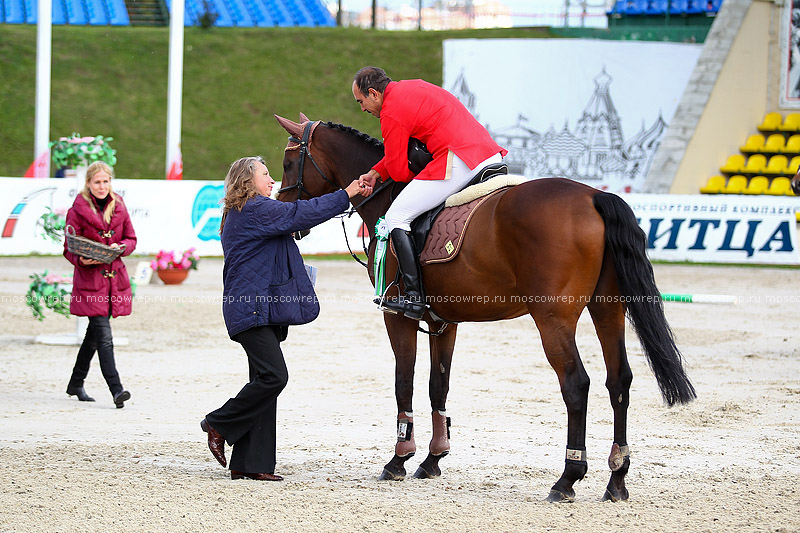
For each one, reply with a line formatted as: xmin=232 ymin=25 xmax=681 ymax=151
xmin=278 ymin=120 xmax=338 ymax=201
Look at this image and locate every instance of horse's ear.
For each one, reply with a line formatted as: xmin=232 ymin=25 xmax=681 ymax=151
xmin=299 ymin=112 xmax=310 ymax=123
xmin=274 ymin=114 xmax=304 ymax=137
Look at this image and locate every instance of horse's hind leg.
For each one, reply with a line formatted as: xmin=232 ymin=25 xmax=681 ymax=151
xmin=379 ymin=314 xmax=420 ymax=481
xmin=533 ymin=307 xmax=590 ymax=503
xmin=414 ymin=324 xmax=458 ymax=479
xmin=588 ymin=258 xmax=633 ymax=501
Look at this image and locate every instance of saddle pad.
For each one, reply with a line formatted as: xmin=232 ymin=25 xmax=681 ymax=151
xmin=419 ymin=187 xmax=509 ymax=266
xmin=445 ymin=175 xmax=529 ymax=208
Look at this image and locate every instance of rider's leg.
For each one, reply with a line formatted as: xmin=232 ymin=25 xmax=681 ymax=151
xmin=382 ymin=152 xmax=503 ymax=320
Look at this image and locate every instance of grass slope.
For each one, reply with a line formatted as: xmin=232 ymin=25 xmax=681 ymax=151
xmin=0 ymin=25 xmax=551 ymax=180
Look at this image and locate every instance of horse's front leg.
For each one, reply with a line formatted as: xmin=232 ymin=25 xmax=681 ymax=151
xmin=378 ymin=313 xmax=420 ymax=481
xmin=414 ymin=323 xmax=458 ymax=479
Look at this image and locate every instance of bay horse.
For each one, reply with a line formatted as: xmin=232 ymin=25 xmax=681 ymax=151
xmin=274 ymin=115 xmax=696 ymax=502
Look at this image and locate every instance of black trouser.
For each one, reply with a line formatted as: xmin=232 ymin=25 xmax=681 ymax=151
xmin=205 ymin=325 xmax=289 ymax=474
xmin=68 ymin=315 xmax=123 ymax=395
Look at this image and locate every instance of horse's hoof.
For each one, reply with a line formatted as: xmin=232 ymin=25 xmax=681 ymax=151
xmin=413 ymin=464 xmax=441 ymax=479
xmin=601 ymin=487 xmax=629 ymax=502
xmin=378 ymin=468 xmax=406 ymax=481
xmin=545 ymin=489 xmax=575 ymax=503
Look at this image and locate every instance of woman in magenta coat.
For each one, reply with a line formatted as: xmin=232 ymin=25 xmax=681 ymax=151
xmin=64 ymin=161 xmax=137 ymax=408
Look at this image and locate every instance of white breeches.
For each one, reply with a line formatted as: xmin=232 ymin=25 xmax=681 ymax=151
xmin=384 ymin=152 xmax=503 ymax=232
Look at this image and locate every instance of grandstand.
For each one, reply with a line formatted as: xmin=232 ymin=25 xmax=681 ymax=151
xmin=0 ymin=0 xmax=334 ymax=26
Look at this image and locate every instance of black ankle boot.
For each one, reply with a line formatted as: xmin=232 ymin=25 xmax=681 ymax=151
xmin=66 ymin=386 xmax=96 ymax=402
xmin=113 ymin=390 xmax=131 ymax=409
xmin=382 ymin=229 xmax=426 ymax=321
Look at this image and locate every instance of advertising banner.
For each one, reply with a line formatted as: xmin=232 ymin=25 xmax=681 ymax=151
xmin=623 ymin=194 xmax=800 ymax=264
xmin=443 ymin=38 xmax=702 ymax=192
xmin=0 ymin=177 xmax=797 ymax=265
xmin=0 ymin=178 xmax=365 ymax=257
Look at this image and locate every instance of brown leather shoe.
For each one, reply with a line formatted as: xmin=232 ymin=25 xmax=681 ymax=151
xmin=230 ymin=471 xmax=283 ymax=481
xmin=200 ymin=418 xmax=226 ymax=467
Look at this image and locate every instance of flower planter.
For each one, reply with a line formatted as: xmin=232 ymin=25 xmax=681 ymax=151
xmin=157 ymin=269 xmax=189 ymax=285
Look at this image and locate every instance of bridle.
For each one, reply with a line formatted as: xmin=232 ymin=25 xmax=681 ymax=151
xmin=278 ymin=120 xmax=339 ymax=201
xmin=277 ymin=120 xmax=395 ymax=268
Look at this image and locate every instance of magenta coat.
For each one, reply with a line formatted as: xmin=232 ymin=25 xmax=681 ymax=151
xmin=63 ymin=193 xmax=137 ymax=318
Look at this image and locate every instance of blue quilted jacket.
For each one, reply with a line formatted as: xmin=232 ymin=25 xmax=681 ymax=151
xmin=221 ymin=190 xmax=349 ymax=338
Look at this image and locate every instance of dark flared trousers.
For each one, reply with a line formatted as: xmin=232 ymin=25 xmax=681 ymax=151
xmin=205 ymin=325 xmax=289 ymax=474
xmin=67 ymin=315 xmax=123 ymax=396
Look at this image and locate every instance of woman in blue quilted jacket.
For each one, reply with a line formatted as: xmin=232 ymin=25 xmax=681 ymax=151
xmin=200 ymin=156 xmax=366 ymax=481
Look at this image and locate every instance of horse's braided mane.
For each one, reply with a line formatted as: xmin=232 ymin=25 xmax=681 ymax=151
xmin=323 ymin=121 xmax=384 ymax=149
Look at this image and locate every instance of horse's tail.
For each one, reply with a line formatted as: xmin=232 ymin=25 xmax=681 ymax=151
xmin=592 ymin=192 xmax=696 ymax=406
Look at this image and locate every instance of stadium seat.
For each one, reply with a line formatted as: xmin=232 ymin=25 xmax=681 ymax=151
xmin=781 ymin=134 xmax=800 ymax=154
xmin=205 ymin=0 xmax=233 ymax=25
xmin=765 ymin=177 xmax=792 ymax=195
xmin=685 ymin=0 xmax=704 ymax=14
xmin=241 ymin=0 xmax=273 ymax=25
xmin=708 ymin=0 xmax=722 ymax=12
xmin=779 ymin=113 xmax=800 ymax=132
xmin=669 ymin=0 xmax=689 ymax=12
xmin=699 ymin=175 xmax=726 ymax=194
xmin=739 ymin=134 xmax=765 ymax=154
xmin=259 ymin=0 xmax=292 ymax=26
xmin=762 ymin=133 xmax=786 ymax=154
xmin=53 ymin=0 xmax=67 ymax=24
xmin=106 ymin=0 xmax=130 ymax=25
xmin=84 ymin=0 xmax=109 ymax=25
xmin=281 ymin=0 xmax=312 ymax=25
xmin=721 ymin=175 xmax=747 ymax=194
xmin=64 ymin=0 xmax=87 ymax=24
xmin=720 ymin=154 xmax=745 ymax=174
xmin=225 ymin=0 xmax=254 ymax=26
xmin=743 ymin=176 xmax=768 ymax=195
xmin=786 ymin=155 xmax=800 ymax=175
xmin=763 ymin=154 xmax=788 ymax=175
xmin=741 ymin=154 xmax=767 ymax=174
xmin=4 ymin=0 xmax=26 ymax=23
xmin=757 ymin=112 xmax=782 ymax=133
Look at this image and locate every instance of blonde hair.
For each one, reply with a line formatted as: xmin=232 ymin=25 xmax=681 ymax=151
xmin=81 ymin=161 xmax=117 ymax=224
xmin=220 ymin=156 xmax=267 ymax=233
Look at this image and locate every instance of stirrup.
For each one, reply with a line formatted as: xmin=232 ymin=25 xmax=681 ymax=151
xmin=374 ymin=295 xmax=426 ymax=320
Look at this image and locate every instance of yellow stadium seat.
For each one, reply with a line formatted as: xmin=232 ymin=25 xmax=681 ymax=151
xmin=765 ymin=177 xmax=791 ymax=195
xmin=762 ymin=133 xmax=786 ymax=153
xmin=781 ymin=134 xmax=800 ymax=154
xmin=722 ymin=175 xmax=747 ymax=194
xmin=757 ymin=112 xmax=782 ymax=132
xmin=743 ymin=176 xmax=769 ymax=195
xmin=763 ymin=154 xmax=788 ymax=175
xmin=779 ymin=113 xmax=800 ymax=132
xmin=786 ymin=155 xmax=800 ymax=175
xmin=720 ymin=154 xmax=745 ymax=174
xmin=742 ymin=154 xmax=767 ymax=174
xmin=739 ymin=134 xmax=765 ymax=153
xmin=699 ymin=175 xmax=726 ymax=194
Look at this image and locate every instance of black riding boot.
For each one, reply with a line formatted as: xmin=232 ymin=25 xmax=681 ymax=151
xmin=381 ymin=229 xmax=426 ymax=321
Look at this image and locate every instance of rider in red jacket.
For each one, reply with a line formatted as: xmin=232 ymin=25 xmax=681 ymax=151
xmin=353 ymin=66 xmax=507 ymax=320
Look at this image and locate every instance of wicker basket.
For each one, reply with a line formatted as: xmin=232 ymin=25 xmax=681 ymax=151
xmin=65 ymin=225 xmax=125 ymax=264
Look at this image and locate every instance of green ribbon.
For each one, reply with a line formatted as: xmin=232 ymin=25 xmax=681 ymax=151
xmin=374 ymin=217 xmax=389 ymax=297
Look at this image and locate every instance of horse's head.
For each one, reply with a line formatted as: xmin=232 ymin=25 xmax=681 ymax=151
xmin=274 ymin=114 xmax=342 ymax=203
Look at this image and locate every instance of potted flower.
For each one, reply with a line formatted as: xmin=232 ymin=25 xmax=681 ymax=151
xmin=26 ymin=271 xmax=72 ymax=321
xmin=49 ymin=133 xmax=117 ymax=183
xmin=151 ymin=248 xmax=199 ymax=285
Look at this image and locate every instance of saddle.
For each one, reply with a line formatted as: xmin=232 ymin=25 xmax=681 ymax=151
xmin=409 ymin=162 xmax=509 ymax=260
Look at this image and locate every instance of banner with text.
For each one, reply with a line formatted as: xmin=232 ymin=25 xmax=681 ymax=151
xmin=0 ymin=178 xmax=797 ymax=264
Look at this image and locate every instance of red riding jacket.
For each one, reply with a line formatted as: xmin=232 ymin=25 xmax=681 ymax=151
xmin=63 ymin=193 xmax=137 ymax=318
xmin=371 ymin=80 xmax=507 ymax=183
